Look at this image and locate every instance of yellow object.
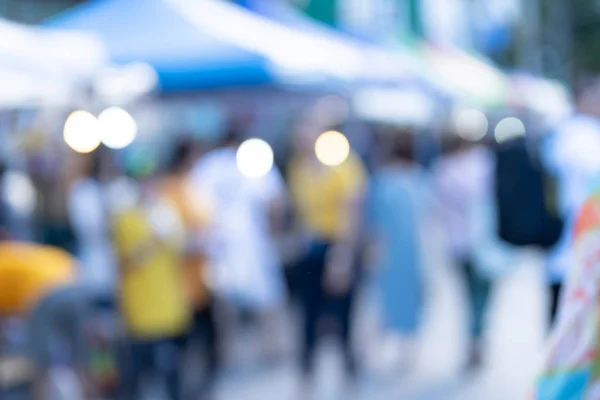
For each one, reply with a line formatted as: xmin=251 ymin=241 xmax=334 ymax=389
xmin=113 ymin=206 xmax=190 ymax=339
xmin=0 ymin=242 xmax=75 ymax=316
xmin=289 ymin=152 xmax=366 ymax=241
xmin=161 ymin=176 xmax=211 ymax=309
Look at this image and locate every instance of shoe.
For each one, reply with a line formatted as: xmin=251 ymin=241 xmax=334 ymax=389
xmin=465 ymin=343 xmax=483 ymax=372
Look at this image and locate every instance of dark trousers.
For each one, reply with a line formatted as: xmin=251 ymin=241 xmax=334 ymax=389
xmin=549 ymin=282 xmax=562 ymax=327
xmin=299 ymin=241 xmax=357 ymax=378
xmin=124 ymin=338 xmax=182 ymax=400
xmin=462 ymin=259 xmax=491 ymax=340
xmin=179 ymin=305 xmax=220 ymax=395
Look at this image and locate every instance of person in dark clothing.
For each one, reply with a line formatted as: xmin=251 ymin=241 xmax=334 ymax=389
xmin=162 ymin=139 xmax=220 ymax=398
xmin=288 ymin=119 xmax=367 ymax=388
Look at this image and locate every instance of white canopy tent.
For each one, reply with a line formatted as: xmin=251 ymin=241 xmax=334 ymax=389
xmin=0 ymin=19 xmax=108 ymax=108
xmin=168 ymin=0 xmax=428 ymax=86
xmin=353 ymin=86 xmax=437 ymax=127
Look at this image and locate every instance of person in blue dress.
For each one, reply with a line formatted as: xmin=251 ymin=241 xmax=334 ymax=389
xmin=367 ymin=131 xmax=427 ymax=368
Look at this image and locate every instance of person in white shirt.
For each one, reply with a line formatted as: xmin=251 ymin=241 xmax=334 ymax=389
xmin=433 ymin=135 xmax=495 ymax=370
xmin=542 ymin=113 xmax=600 ymax=325
xmin=189 ymin=129 xmax=288 ymax=361
xmin=67 ymin=151 xmax=116 ymax=298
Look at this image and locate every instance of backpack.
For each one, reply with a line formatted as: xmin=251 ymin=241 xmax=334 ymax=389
xmin=494 ymin=137 xmax=564 ymax=248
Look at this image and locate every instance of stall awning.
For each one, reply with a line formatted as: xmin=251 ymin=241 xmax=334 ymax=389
xmin=0 ymin=18 xmax=107 ymax=108
xmin=424 ymin=44 xmax=509 ymax=108
xmin=47 ymin=0 xmax=275 ymax=92
xmin=168 ymin=0 xmax=430 ymax=86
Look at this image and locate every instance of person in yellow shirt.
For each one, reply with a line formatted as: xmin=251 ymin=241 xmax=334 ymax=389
xmin=288 ymin=119 xmax=368 ymax=387
xmin=112 ymin=169 xmax=190 ymax=400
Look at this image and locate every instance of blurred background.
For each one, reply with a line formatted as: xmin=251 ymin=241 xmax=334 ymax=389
xmin=0 ymin=0 xmax=597 ymax=399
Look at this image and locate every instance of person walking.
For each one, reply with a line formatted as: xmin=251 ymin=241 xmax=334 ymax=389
xmin=433 ymin=135 xmax=495 ymax=370
xmin=367 ymin=131 xmax=428 ymax=370
xmin=288 ymin=119 xmax=367 ymax=389
xmin=161 ymin=139 xmax=220 ymax=397
xmin=190 ymin=128 xmax=288 ymax=363
xmin=542 ymin=112 xmax=600 ymax=326
xmin=112 ymin=167 xmax=190 ymax=400
xmin=67 ymin=150 xmax=117 ymax=300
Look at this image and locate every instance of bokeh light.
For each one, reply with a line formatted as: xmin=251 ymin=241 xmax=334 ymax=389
xmin=495 ymin=117 xmax=526 ymax=144
xmin=2 ymin=171 xmax=36 ymax=216
xmin=63 ymin=110 xmax=101 ymax=153
xmin=455 ymin=109 xmax=488 ymax=141
xmin=98 ymin=107 xmax=137 ymax=149
xmin=236 ymin=138 xmax=274 ymax=178
xmin=315 ymin=130 xmax=350 ymax=167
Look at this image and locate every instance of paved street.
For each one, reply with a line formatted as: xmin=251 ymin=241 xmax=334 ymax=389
xmin=212 ymin=242 xmax=548 ymax=400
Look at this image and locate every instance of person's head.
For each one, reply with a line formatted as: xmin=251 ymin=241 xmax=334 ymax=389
xmin=85 ymin=149 xmax=104 ymax=180
xmin=441 ymin=134 xmax=473 ymax=156
xmin=292 ymin=113 xmax=326 ymax=158
xmin=166 ymin=138 xmax=199 ymax=175
xmin=219 ymin=127 xmax=244 ymax=149
xmin=124 ymin=149 xmax=157 ymax=195
xmin=386 ymin=129 xmax=415 ymax=163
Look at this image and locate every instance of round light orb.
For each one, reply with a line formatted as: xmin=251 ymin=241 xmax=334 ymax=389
xmin=236 ymin=138 xmax=274 ymax=178
xmin=455 ymin=109 xmax=488 ymax=141
xmin=3 ymin=171 xmax=37 ymax=216
xmin=315 ymin=130 xmax=350 ymax=167
xmin=98 ymin=107 xmax=137 ymax=149
xmin=495 ymin=117 xmax=526 ymax=144
xmin=63 ymin=110 xmax=101 ymax=153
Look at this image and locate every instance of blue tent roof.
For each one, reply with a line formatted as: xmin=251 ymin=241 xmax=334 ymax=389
xmin=47 ymin=0 xmax=274 ymax=92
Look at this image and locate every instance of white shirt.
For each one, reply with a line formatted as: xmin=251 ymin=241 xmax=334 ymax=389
xmin=433 ymin=145 xmax=494 ymax=260
xmin=68 ymin=178 xmax=116 ymax=291
xmin=545 ymin=114 xmax=600 ymax=215
xmin=190 ymin=148 xmax=286 ymax=310
xmin=544 ymin=114 xmax=600 ymax=282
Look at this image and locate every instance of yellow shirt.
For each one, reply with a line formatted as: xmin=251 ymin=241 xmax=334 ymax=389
xmin=288 ymin=153 xmax=367 ymax=241
xmin=113 ymin=205 xmax=190 ymax=339
xmin=0 ymin=242 xmax=75 ymax=316
xmin=160 ymin=175 xmax=211 ymax=309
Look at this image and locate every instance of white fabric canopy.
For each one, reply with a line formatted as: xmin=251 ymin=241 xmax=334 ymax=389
xmin=168 ymin=0 xmax=425 ymax=85
xmin=0 ymin=19 xmax=108 ymax=107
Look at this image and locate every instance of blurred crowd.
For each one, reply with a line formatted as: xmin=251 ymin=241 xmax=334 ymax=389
xmin=1 ymin=93 xmax=600 ymax=400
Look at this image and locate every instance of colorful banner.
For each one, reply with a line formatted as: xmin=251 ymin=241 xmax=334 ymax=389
xmin=536 ymin=179 xmax=600 ymax=399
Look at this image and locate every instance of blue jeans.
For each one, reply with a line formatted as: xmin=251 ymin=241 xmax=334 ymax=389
xmin=123 ymin=338 xmax=182 ymax=400
xmin=462 ymin=259 xmax=491 ymax=340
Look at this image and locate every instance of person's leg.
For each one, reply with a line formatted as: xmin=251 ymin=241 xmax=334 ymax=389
xmin=299 ymin=242 xmax=328 ymax=379
xmin=301 ymin=291 xmax=321 ymax=377
xmin=462 ymin=259 xmax=491 ymax=369
xmin=158 ymin=339 xmax=183 ymax=400
xmin=123 ymin=341 xmax=153 ymax=400
xmin=338 ymin=289 xmax=357 ymax=380
xmin=194 ymin=304 xmax=220 ymax=396
xmin=549 ymin=282 xmax=563 ymax=327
